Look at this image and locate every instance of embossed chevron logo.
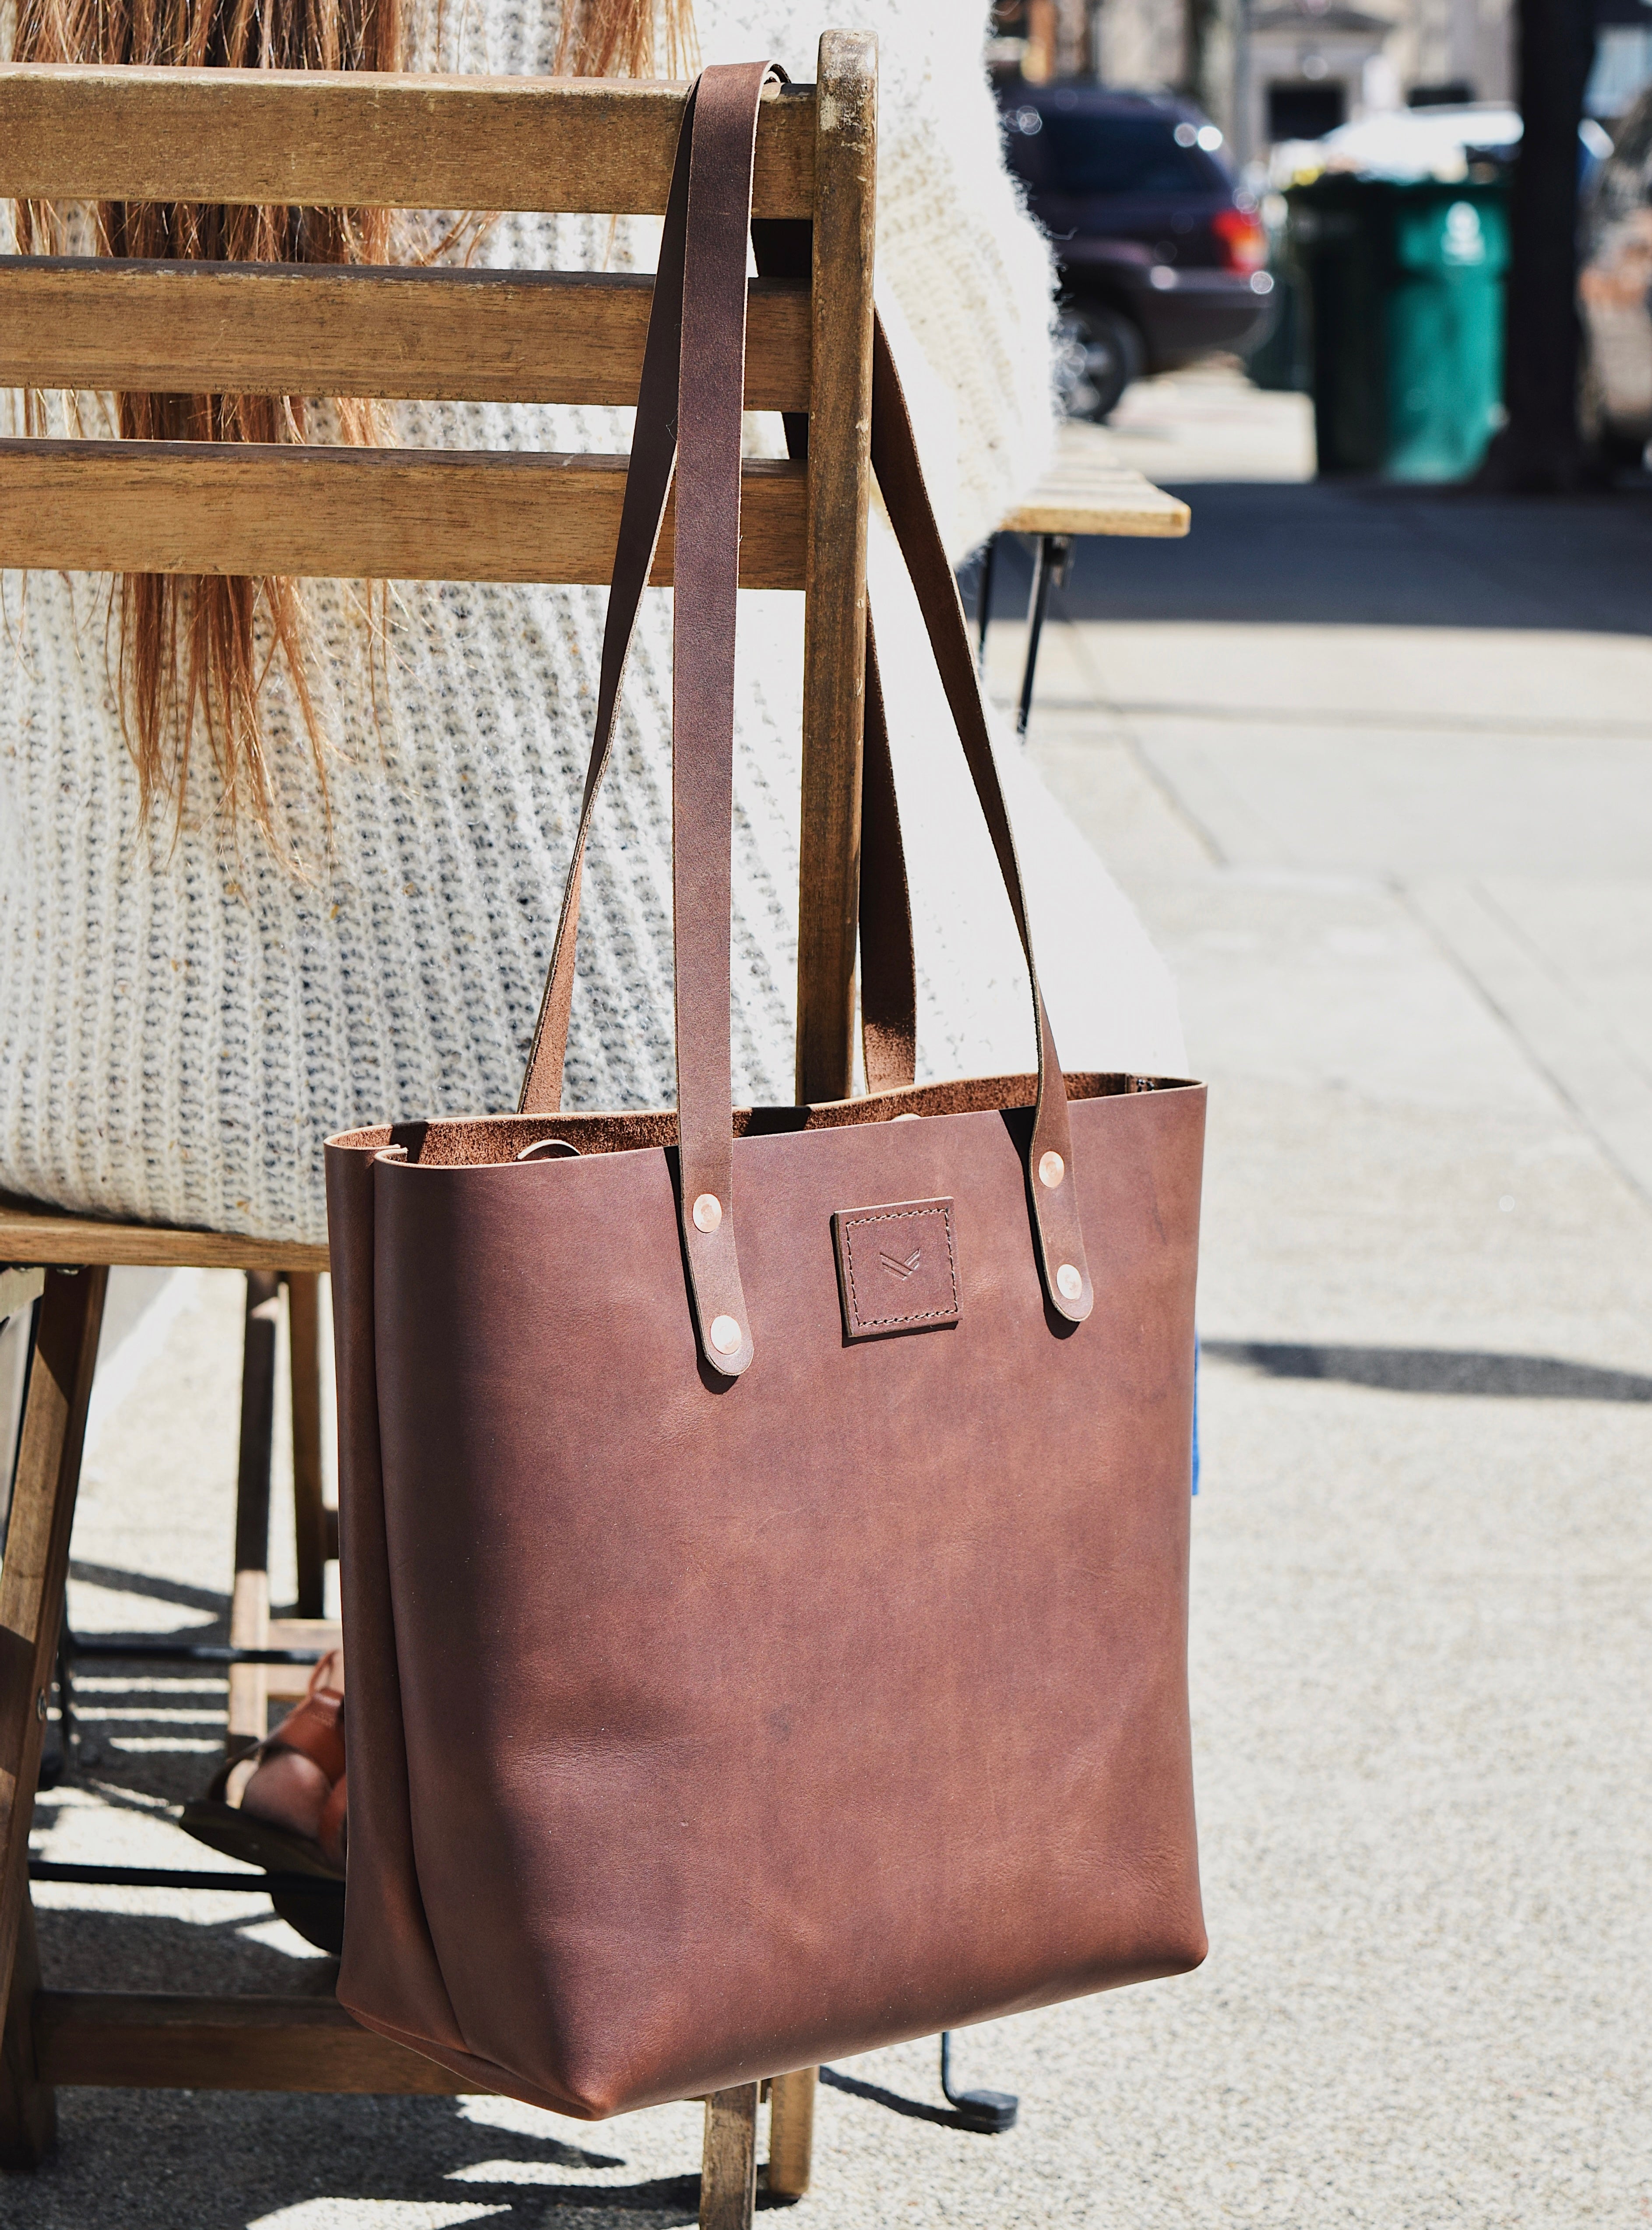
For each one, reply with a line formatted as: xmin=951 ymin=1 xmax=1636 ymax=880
xmin=832 ymin=1199 xmax=960 ymax=1341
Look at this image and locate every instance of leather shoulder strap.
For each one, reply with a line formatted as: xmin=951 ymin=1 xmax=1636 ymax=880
xmin=516 ymin=81 xmax=700 ymax=1117
xmin=668 ymin=61 xmax=775 ymax=1377
xmin=868 ymin=319 xmax=1092 ymax=1321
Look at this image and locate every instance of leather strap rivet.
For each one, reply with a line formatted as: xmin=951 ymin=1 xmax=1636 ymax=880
xmin=709 ymin=1314 xmax=742 ymax=1355
xmin=1038 ymin=1150 xmax=1065 ymax=1189
xmin=692 ymin=1193 xmax=723 ymax=1233
xmin=1056 ymin=1263 xmax=1083 ymax=1302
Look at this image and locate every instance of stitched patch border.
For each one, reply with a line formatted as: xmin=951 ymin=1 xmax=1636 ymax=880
xmin=831 ymin=1198 xmax=961 ymax=1341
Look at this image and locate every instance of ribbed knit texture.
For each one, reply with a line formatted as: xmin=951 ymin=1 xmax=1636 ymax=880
xmin=0 ymin=0 xmax=1186 ymax=1245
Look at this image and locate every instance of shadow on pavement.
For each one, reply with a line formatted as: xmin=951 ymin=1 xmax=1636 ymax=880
xmin=818 ymin=2064 xmax=995 ymax=2134
xmin=975 ymin=480 xmax=1652 ymax=635
xmin=1204 ymin=1341 xmax=1652 ymax=1401
xmin=30 ymin=1895 xmax=344 ymax=1995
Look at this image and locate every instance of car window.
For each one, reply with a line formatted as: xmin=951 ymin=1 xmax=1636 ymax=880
xmin=1039 ymin=114 xmax=1212 ymax=196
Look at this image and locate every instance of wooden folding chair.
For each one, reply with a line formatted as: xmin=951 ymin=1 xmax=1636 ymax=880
xmin=0 ymin=35 xmax=878 ymax=2222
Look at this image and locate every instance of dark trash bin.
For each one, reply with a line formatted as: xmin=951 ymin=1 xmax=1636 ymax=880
xmin=1247 ymin=254 xmax=1309 ymax=392
xmin=1287 ymin=175 xmax=1509 ymax=480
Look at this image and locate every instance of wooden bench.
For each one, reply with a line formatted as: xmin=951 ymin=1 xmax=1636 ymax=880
xmin=976 ymin=420 xmax=1190 ymax=736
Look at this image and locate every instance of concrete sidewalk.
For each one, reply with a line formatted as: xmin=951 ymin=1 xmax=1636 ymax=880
xmin=7 ymin=380 xmax=1651 ymax=2227
xmin=1004 ymin=429 xmax=1652 ymax=2222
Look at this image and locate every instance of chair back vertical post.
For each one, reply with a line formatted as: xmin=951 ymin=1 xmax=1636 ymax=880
xmin=0 ymin=1268 xmax=107 ymax=2036
xmin=795 ymin=29 xmax=876 ymax=1104
xmin=285 ymin=1274 xmax=329 ymax=1622
xmin=0 ymin=1900 xmax=54 ymax=2165
xmin=226 ymin=1272 xmax=281 ymax=1753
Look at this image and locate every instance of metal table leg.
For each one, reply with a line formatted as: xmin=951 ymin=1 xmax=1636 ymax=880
xmin=1017 ymin=531 xmax=1072 ymax=741
xmin=939 ymin=2030 xmax=1018 ymax=2131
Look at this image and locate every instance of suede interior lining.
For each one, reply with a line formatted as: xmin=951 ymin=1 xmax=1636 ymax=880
xmin=328 ymin=1072 xmax=1196 ymax=1170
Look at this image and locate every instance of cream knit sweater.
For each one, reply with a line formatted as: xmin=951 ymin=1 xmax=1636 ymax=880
xmin=0 ymin=0 xmax=1186 ymax=1246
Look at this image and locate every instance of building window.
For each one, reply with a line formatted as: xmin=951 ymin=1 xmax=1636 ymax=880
xmin=1267 ymin=81 xmax=1347 ymax=140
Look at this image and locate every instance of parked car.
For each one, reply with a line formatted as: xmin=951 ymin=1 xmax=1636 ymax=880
xmin=997 ymin=81 xmax=1275 ymax=418
xmin=1580 ymin=88 xmax=1652 ymax=468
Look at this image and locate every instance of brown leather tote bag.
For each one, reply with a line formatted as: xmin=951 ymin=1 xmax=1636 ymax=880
xmin=325 ymin=60 xmax=1206 ymax=2118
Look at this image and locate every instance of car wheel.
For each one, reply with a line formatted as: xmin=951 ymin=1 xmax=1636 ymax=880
xmin=1054 ymin=307 xmax=1145 ymax=422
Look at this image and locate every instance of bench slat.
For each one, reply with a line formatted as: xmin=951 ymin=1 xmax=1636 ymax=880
xmin=1000 ymin=423 xmax=1190 ymax=540
xmin=0 ymin=261 xmax=811 ymax=410
xmin=0 ymin=63 xmax=814 ymax=217
xmin=0 ymin=440 xmax=808 ymax=587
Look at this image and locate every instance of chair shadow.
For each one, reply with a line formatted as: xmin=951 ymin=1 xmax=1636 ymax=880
xmin=18 ymin=1903 xmax=800 ymax=2224
xmin=13 ymin=2083 xmax=708 ymax=2230
xmin=1203 ymin=1340 xmax=1652 ymax=1403
xmin=68 ymin=1558 xmax=230 ymax=1621
xmin=13 ymin=2039 xmax=803 ymax=2228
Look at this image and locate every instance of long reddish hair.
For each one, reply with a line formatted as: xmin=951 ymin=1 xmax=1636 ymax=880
xmin=12 ymin=0 xmax=695 ymax=844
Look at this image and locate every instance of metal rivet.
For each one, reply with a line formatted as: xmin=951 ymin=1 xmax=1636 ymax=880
xmin=709 ymin=1314 xmax=742 ymax=1355
xmin=1038 ymin=1150 xmax=1065 ymax=1189
xmin=1056 ymin=1263 xmax=1083 ymax=1302
xmin=35 ymin=1688 xmax=48 ymax=1722
xmin=692 ymin=1193 xmax=722 ymax=1233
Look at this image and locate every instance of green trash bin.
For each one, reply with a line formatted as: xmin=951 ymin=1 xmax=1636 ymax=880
xmin=1287 ymin=175 xmax=1509 ymax=481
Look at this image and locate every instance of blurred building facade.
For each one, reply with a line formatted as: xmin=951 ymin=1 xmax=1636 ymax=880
xmin=994 ymin=0 xmax=1518 ymax=165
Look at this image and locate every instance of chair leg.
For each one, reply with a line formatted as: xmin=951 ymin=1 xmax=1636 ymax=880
xmin=976 ymin=532 xmax=999 ymax=672
xmin=700 ymin=2083 xmax=759 ymax=2230
xmin=0 ymin=1267 xmax=106 ymax=2104
xmin=767 ymin=2066 xmax=817 ymax=2198
xmin=0 ymin=1898 xmax=54 ymax=2166
xmin=226 ymin=1273 xmax=280 ymax=1755
xmin=285 ymin=1274 xmax=329 ymax=1623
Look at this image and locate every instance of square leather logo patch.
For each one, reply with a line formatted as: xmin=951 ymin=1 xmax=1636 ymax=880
xmin=832 ymin=1198 xmax=961 ymax=1341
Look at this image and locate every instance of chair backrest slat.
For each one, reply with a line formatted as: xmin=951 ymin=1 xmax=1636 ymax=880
xmin=0 ymin=63 xmax=815 ymax=215
xmin=0 ymin=441 xmax=807 ymax=586
xmin=0 ymin=261 xmax=810 ymax=409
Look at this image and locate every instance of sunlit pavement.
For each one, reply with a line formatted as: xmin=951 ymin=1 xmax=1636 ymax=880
xmin=7 ymin=368 xmax=1650 ymax=2225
